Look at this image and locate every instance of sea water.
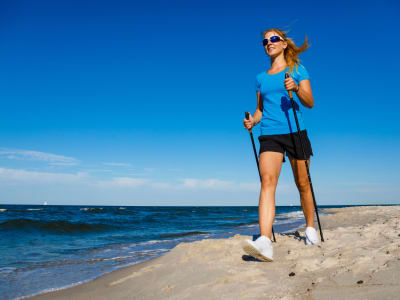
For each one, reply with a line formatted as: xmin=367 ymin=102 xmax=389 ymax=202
xmin=0 ymin=204 xmax=346 ymax=299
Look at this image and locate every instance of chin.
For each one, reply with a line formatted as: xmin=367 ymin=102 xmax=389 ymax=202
xmin=267 ymin=52 xmax=278 ymax=58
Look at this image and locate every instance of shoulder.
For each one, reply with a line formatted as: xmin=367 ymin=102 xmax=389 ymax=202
xmin=255 ymin=71 xmax=266 ymax=82
xmin=291 ymin=64 xmax=310 ymax=81
xmin=292 ymin=64 xmax=308 ymax=74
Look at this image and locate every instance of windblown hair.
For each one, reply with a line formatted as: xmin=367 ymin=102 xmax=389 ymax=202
xmin=262 ymin=28 xmax=310 ymax=74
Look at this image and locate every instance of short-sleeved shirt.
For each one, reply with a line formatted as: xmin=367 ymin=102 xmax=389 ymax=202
xmin=255 ymin=64 xmax=310 ymax=135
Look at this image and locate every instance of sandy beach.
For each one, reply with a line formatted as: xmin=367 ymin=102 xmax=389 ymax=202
xmin=28 ymin=205 xmax=400 ymax=300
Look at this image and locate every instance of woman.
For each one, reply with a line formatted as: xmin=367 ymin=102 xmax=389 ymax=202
xmin=242 ymin=28 xmax=319 ymax=262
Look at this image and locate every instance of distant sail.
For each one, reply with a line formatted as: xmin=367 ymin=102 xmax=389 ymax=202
xmin=43 ymin=201 xmax=48 ymax=205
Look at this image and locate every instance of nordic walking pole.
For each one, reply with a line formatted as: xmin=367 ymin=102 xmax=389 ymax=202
xmin=245 ymin=112 xmax=276 ymax=242
xmin=285 ymin=73 xmax=324 ymax=242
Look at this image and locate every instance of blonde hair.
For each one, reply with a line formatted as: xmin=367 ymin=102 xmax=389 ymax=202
xmin=262 ymin=28 xmax=310 ymax=74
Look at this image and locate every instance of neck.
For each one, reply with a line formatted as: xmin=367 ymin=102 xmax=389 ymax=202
xmin=269 ymin=52 xmax=287 ymax=70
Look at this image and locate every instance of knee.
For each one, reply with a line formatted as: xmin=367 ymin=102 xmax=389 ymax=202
xmin=296 ymin=179 xmax=310 ymax=193
xmin=261 ymin=174 xmax=278 ymax=189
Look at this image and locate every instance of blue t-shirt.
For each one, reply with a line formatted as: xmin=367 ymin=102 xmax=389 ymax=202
xmin=255 ymin=64 xmax=310 ymax=135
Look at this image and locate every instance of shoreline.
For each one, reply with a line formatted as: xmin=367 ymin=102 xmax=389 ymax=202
xmin=3 ymin=205 xmax=312 ymax=300
xmin=21 ymin=208 xmax=309 ymax=300
xmin=27 ymin=205 xmax=400 ymax=299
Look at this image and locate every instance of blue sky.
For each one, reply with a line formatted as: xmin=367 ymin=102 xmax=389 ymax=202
xmin=0 ymin=0 xmax=399 ymax=206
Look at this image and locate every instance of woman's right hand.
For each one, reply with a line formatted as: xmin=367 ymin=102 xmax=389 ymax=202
xmin=243 ymin=113 xmax=254 ymax=130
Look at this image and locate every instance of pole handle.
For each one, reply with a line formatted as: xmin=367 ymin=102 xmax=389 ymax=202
xmin=245 ymin=112 xmax=252 ymax=133
xmin=285 ymin=73 xmax=293 ymax=99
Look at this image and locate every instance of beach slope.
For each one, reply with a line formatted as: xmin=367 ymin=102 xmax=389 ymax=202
xmin=29 ymin=206 xmax=400 ymax=300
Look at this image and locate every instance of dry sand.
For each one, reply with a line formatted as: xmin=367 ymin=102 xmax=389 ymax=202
xmin=28 ymin=206 xmax=400 ymax=300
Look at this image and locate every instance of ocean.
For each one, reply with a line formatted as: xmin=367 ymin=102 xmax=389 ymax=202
xmin=0 ymin=204 xmax=347 ymax=299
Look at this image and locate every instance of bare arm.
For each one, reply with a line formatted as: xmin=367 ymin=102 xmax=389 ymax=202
xmin=284 ymin=77 xmax=314 ymax=108
xmin=295 ymin=79 xmax=314 ymax=108
xmin=243 ymin=92 xmax=263 ymax=130
xmin=252 ymin=91 xmax=263 ymax=126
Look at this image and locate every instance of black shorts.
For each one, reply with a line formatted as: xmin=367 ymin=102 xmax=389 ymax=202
xmin=258 ymin=130 xmax=313 ymax=162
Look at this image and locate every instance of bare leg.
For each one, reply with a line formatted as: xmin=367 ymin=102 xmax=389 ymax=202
xmin=258 ymin=151 xmax=284 ymax=239
xmin=289 ymin=156 xmax=315 ymax=227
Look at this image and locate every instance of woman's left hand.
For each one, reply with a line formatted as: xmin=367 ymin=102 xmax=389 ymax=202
xmin=284 ymin=75 xmax=298 ymax=92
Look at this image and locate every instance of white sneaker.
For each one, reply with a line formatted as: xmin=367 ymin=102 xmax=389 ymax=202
xmin=305 ymin=227 xmax=320 ymax=245
xmin=242 ymin=235 xmax=273 ymax=262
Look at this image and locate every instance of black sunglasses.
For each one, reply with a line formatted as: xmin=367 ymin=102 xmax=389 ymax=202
xmin=262 ymin=35 xmax=284 ymax=46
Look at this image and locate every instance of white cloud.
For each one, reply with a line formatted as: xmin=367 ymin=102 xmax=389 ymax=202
xmin=237 ymin=182 xmax=260 ymax=191
xmin=95 ymin=177 xmax=260 ymax=191
xmin=150 ymin=182 xmax=174 ymax=189
xmin=181 ymin=178 xmax=235 ymax=190
xmin=102 ymin=162 xmax=132 ymax=167
xmin=96 ymin=177 xmax=149 ymax=188
xmin=0 ymin=167 xmax=86 ymax=183
xmin=0 ymin=165 xmax=266 ymax=193
xmin=0 ymin=148 xmax=79 ymax=165
xmin=48 ymin=162 xmax=78 ymax=166
xmin=179 ymin=178 xmax=284 ymax=192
